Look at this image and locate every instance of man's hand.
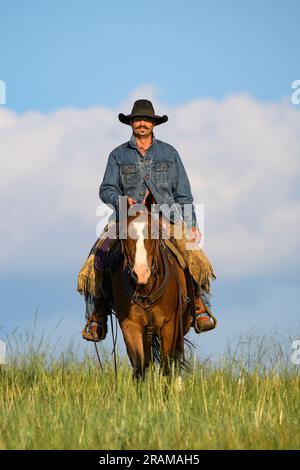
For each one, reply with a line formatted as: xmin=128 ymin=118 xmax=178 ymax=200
xmin=189 ymin=226 xmax=201 ymax=244
xmin=127 ymin=196 xmax=136 ymax=206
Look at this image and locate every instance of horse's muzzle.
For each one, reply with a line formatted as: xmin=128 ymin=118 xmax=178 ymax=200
xmin=133 ymin=266 xmax=151 ymax=285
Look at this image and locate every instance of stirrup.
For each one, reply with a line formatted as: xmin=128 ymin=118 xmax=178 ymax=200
xmin=193 ymin=305 xmax=217 ymax=334
xmin=82 ymin=317 xmax=107 ymax=342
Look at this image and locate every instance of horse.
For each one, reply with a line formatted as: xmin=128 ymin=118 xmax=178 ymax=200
xmin=109 ymin=191 xmax=194 ymax=379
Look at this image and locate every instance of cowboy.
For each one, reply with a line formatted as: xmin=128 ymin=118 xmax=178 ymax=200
xmin=79 ymin=99 xmax=216 ymax=341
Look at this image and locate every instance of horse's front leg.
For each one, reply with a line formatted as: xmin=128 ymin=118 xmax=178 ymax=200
xmin=121 ymin=319 xmax=146 ymax=380
xmin=160 ymin=320 xmax=180 ymax=377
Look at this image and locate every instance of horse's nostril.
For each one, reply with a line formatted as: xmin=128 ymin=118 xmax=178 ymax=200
xmin=132 ymin=268 xmax=150 ymax=285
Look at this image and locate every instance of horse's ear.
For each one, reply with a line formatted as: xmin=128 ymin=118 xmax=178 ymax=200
xmin=143 ymin=189 xmax=155 ymax=212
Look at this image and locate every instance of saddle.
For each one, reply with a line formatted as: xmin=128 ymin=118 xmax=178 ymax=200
xmin=164 ymin=237 xmax=187 ymax=270
xmin=162 ymin=237 xmax=198 ymax=318
xmin=77 ymin=226 xmax=122 ymax=298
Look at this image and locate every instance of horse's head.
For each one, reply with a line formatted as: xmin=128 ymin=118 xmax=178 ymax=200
xmin=122 ymin=190 xmax=159 ymax=286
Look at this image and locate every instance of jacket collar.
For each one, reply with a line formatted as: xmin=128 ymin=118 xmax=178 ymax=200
xmin=129 ymin=133 xmax=156 ymax=149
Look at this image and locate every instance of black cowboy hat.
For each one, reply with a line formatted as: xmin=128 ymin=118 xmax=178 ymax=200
xmin=118 ymin=99 xmax=168 ymax=126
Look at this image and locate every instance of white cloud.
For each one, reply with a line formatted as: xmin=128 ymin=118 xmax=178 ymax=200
xmin=0 ymin=89 xmax=300 ymax=279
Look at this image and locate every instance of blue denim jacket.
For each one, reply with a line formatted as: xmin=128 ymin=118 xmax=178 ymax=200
xmin=99 ymin=134 xmax=197 ymax=228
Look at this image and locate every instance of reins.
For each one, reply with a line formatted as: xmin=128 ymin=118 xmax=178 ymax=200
xmin=110 ymin=309 xmax=118 ymax=385
xmin=93 ymin=341 xmax=103 ymax=371
xmin=93 ymin=305 xmax=118 ymax=383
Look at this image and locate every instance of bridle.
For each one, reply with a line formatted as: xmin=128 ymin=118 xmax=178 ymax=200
xmin=119 ymin=233 xmax=180 ymax=364
xmin=116 ymin=215 xmax=172 ymax=356
xmin=120 ymin=236 xmax=169 ymax=307
xmin=121 ymin=236 xmax=160 ymax=285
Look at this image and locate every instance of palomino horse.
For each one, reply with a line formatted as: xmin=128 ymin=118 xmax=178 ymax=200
xmin=110 ymin=191 xmax=193 ymax=379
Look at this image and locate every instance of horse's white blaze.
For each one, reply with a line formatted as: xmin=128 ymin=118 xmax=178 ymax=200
xmin=133 ymin=220 xmax=150 ymax=284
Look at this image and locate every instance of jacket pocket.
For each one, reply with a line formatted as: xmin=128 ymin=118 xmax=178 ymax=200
xmin=152 ymin=161 xmax=171 ymax=185
xmin=120 ymin=163 xmax=140 ymax=188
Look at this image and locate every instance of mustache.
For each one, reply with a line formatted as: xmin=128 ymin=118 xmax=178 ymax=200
xmin=136 ymin=125 xmax=149 ymax=129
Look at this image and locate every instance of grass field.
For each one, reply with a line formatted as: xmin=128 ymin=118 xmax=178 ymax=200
xmin=0 ymin=333 xmax=299 ymax=450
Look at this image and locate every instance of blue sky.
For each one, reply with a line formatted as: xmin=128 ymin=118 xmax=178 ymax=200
xmin=0 ymin=0 xmax=300 ymax=362
xmin=1 ymin=0 xmax=299 ymax=112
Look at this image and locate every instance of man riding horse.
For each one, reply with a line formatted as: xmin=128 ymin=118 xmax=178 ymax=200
xmin=78 ymin=99 xmax=217 ymax=341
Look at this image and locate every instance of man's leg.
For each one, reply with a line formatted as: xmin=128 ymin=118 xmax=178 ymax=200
xmin=192 ymin=284 xmax=215 ymax=333
xmin=81 ymin=222 xmax=117 ymax=342
xmin=169 ymin=221 xmax=216 ymax=333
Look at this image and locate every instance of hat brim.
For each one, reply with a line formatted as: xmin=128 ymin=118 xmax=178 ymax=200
xmin=118 ymin=113 xmax=168 ymax=126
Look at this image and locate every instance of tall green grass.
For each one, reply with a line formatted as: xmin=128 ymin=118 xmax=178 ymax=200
xmin=0 ymin=330 xmax=299 ymax=450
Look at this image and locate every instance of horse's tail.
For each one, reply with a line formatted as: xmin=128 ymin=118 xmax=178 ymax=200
xmin=151 ymin=333 xmax=162 ymax=365
xmin=151 ymin=334 xmax=194 ymax=373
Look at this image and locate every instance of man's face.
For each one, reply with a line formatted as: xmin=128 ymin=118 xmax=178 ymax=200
xmin=130 ymin=117 xmax=155 ymax=138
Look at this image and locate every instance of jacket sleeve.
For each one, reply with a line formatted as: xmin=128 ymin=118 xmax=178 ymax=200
xmin=172 ymin=149 xmax=198 ymax=229
xmin=99 ymin=152 xmax=122 ymax=215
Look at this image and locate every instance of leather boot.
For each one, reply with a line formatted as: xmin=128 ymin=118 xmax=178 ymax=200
xmin=82 ymin=297 xmax=109 ymax=342
xmin=194 ymin=295 xmax=215 ymax=333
